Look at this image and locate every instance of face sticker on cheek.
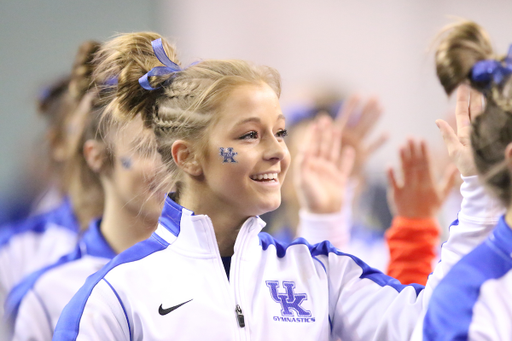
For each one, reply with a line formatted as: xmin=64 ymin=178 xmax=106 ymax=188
xmin=120 ymin=156 xmax=133 ymax=169
xmin=219 ymin=147 xmax=238 ymax=163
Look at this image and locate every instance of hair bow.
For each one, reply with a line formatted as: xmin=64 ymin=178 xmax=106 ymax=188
xmin=471 ymin=44 xmax=512 ymax=87
xmin=139 ymin=38 xmax=182 ymax=91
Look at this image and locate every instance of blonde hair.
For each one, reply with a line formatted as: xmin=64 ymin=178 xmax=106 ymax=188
xmin=435 ymin=20 xmax=512 ymax=205
xmin=93 ymin=32 xmax=281 ymax=198
xmin=59 ymin=40 xmax=104 ymax=229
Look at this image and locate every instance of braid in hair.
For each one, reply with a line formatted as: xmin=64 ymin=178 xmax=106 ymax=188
xmin=94 ymin=32 xmax=281 ymax=197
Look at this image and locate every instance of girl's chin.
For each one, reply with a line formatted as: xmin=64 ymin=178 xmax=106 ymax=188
xmin=255 ymin=200 xmax=282 ymax=216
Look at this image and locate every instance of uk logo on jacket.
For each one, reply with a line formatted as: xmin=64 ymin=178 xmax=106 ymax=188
xmin=266 ymin=280 xmax=316 ymax=323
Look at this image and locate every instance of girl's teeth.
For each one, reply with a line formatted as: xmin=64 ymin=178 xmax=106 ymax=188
xmin=252 ymin=173 xmax=278 ymax=181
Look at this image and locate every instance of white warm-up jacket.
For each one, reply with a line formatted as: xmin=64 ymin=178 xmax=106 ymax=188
xmin=53 ymin=176 xmax=502 ymax=341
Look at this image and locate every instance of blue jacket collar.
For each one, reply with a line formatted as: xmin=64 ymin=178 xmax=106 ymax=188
xmin=80 ymin=218 xmax=117 ymax=259
xmin=157 ymin=194 xmax=187 ymax=237
xmin=155 ymin=194 xmax=266 ymax=255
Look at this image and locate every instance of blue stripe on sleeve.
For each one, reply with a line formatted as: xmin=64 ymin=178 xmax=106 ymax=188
xmin=53 ymin=234 xmax=169 ymax=341
xmin=5 ymin=246 xmax=82 ymax=323
xmin=258 ymin=232 xmax=424 ymax=295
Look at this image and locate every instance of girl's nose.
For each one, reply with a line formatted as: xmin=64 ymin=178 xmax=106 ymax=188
xmin=263 ymin=135 xmax=288 ymax=161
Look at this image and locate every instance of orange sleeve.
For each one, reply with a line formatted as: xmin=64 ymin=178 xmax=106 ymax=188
xmin=385 ymin=216 xmax=440 ymax=285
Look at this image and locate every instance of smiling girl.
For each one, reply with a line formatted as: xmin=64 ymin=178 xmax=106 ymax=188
xmin=53 ymin=33 xmax=502 ymax=341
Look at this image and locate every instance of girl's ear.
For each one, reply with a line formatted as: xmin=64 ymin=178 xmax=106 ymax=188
xmin=83 ymin=140 xmax=106 ymax=173
xmin=172 ymin=140 xmax=203 ymax=176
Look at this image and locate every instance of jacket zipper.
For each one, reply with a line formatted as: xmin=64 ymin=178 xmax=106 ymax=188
xmin=235 ymin=304 xmax=245 ymax=327
xmin=232 ymin=218 xmax=254 ymax=332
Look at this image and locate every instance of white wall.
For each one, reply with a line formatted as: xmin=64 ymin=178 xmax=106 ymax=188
xmin=158 ymin=0 xmax=512 ymax=178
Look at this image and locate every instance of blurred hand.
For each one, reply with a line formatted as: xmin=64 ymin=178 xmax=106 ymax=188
xmin=387 ymin=139 xmax=458 ymax=219
xmin=294 ymin=115 xmax=355 ymax=214
xmin=436 ymin=85 xmax=484 ymax=177
xmin=335 ymin=95 xmax=388 ymax=178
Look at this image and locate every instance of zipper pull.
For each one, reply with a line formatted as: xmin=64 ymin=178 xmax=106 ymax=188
xmin=235 ymin=304 xmax=245 ymax=328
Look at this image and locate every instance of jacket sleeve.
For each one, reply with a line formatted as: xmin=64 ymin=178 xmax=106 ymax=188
xmin=12 ymin=289 xmax=53 ymax=341
xmin=296 ymin=180 xmax=356 ymax=249
xmin=385 ymin=217 xmax=440 ymax=285
xmin=324 ymin=175 xmax=503 ymax=341
xmin=53 ymin=279 xmax=130 ymax=341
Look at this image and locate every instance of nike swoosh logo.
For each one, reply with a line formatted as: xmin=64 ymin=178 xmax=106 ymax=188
xmin=158 ymin=299 xmax=193 ymax=315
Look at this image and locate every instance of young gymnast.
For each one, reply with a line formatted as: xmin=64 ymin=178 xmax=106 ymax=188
xmin=6 ymin=87 xmax=165 ymax=340
xmin=0 ymin=41 xmax=102 ymax=319
xmin=53 ymin=32 xmax=501 ymax=341
xmin=415 ymin=20 xmax=512 ymax=341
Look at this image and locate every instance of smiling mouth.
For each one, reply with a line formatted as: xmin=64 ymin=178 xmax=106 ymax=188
xmin=250 ymin=173 xmax=278 ymax=182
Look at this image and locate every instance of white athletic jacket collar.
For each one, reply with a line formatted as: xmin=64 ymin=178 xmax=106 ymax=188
xmin=154 ymin=194 xmax=267 ymax=256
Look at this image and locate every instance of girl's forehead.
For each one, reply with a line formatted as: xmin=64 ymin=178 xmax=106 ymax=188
xmin=215 ymin=84 xmax=282 ymax=124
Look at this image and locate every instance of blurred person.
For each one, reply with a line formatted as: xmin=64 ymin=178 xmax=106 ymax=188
xmin=0 ymin=41 xmax=102 ymax=322
xmin=413 ymin=20 xmax=512 ymax=340
xmin=51 ymin=32 xmax=500 ymax=341
xmin=6 ymin=88 xmax=165 ymax=340
xmin=268 ymin=96 xmax=451 ymax=284
xmin=266 ymin=96 xmax=390 ymax=268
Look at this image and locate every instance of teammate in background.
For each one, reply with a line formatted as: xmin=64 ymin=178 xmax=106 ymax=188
xmin=0 ymin=41 xmax=102 ymax=321
xmin=7 ymin=87 xmax=165 ymax=340
xmin=268 ymin=96 xmax=391 ymax=268
xmin=415 ymin=20 xmax=512 ymax=340
xmin=54 ymin=32 xmax=500 ymax=341
xmin=272 ymin=96 xmax=455 ymax=284
xmin=386 ymin=139 xmax=457 ymax=285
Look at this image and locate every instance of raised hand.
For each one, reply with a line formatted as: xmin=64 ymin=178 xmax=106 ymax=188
xmin=435 ymin=85 xmax=484 ymax=176
xmin=387 ymin=139 xmax=458 ymax=219
xmin=294 ymin=114 xmax=355 ymax=214
xmin=335 ymin=95 xmax=388 ymax=178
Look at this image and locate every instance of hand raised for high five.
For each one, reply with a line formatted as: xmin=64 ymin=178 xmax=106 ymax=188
xmin=387 ymin=139 xmax=458 ymax=219
xmin=336 ymin=95 xmax=388 ymax=178
xmin=436 ymin=85 xmax=484 ymax=177
xmin=294 ymin=115 xmax=355 ymax=214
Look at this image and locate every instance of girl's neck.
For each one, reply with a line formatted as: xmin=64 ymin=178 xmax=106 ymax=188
xmin=100 ymin=195 xmax=158 ymax=254
xmin=178 ymin=188 xmax=249 ymax=257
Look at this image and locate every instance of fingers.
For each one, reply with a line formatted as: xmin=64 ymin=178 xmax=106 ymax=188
xmin=416 ymin=140 xmax=433 ymax=184
xmin=365 ymin=132 xmax=389 ymax=157
xmin=317 ymin=115 xmax=334 ymax=159
xmin=454 ymin=85 xmax=472 ymax=138
xmin=401 ymin=140 xmax=418 ymax=186
xmin=387 ymin=167 xmax=400 ymax=192
xmin=298 ymin=120 xmax=316 ymax=163
xmin=335 ymin=95 xmax=360 ymax=130
xmin=354 ymin=97 xmax=382 ymax=138
xmin=439 ymin=164 xmax=459 ymax=203
xmin=436 ymin=119 xmax=460 ymax=156
xmin=338 ymin=146 xmax=356 ymax=179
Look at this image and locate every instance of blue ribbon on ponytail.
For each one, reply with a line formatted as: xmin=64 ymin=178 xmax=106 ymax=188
xmin=471 ymin=44 xmax=512 ymax=87
xmin=139 ymin=38 xmax=182 ymax=90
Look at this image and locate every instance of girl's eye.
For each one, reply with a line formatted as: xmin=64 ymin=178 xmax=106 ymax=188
xmin=276 ymin=129 xmax=288 ymax=138
xmin=239 ymin=131 xmax=258 ymax=140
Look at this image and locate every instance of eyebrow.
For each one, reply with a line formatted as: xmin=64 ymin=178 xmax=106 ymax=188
xmin=234 ymin=114 xmax=286 ymax=126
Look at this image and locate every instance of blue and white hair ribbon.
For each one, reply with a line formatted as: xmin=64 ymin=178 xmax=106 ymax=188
xmin=139 ymin=38 xmax=181 ymax=91
xmin=471 ymin=44 xmax=512 ymax=87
